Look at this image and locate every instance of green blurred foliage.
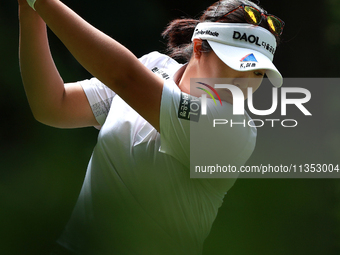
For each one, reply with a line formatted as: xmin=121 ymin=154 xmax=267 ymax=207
xmin=0 ymin=0 xmax=339 ymax=254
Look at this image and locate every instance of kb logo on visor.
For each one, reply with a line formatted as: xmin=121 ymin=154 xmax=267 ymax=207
xmin=240 ymin=53 xmax=257 ymax=69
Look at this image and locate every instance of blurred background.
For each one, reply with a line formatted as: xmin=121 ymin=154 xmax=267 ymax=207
xmin=1 ymin=0 xmax=339 ymax=254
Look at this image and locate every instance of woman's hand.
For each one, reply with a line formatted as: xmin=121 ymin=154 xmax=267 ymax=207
xmin=17 ymin=0 xmax=34 ymax=9
xmin=17 ymin=0 xmax=28 ymax=6
xmin=17 ymin=0 xmax=38 ymax=18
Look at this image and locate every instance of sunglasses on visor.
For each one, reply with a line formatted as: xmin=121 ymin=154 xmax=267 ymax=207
xmin=219 ymin=4 xmax=285 ymax=36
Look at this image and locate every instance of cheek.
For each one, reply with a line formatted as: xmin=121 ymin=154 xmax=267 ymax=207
xmin=205 ymin=53 xmax=236 ymax=77
xmin=209 ymin=60 xmax=228 ymax=77
xmin=244 ymin=79 xmax=263 ymax=99
xmin=250 ymin=78 xmax=263 ymax=93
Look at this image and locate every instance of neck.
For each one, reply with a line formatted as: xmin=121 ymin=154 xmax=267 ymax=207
xmin=175 ymin=61 xmax=198 ymax=95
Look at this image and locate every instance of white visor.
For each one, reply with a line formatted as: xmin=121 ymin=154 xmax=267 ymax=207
xmin=191 ymin=22 xmax=282 ymax=87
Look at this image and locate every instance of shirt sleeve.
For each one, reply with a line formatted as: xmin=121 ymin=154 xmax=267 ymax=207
xmin=159 ymin=81 xmax=190 ymax=167
xmin=159 ymin=80 xmax=257 ymax=174
xmin=69 ymin=52 xmax=173 ymax=128
xmin=69 ymin=78 xmax=116 ymax=127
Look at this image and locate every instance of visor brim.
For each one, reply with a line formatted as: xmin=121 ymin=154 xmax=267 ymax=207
xmin=208 ymin=40 xmax=283 ymax=87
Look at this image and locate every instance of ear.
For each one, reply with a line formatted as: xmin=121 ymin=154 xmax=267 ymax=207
xmin=193 ymin=39 xmax=203 ymax=59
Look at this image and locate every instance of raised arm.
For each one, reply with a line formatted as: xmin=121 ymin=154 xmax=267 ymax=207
xmin=31 ymin=0 xmax=164 ymax=131
xmin=18 ymin=0 xmax=99 ymax=128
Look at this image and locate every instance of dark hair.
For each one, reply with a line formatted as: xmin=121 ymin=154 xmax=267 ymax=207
xmin=162 ymin=0 xmax=281 ymax=63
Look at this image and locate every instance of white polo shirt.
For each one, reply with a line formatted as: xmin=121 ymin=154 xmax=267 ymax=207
xmin=57 ymin=51 xmax=257 ymax=254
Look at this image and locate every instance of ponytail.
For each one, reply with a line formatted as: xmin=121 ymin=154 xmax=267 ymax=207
xmin=162 ymin=19 xmax=199 ymax=62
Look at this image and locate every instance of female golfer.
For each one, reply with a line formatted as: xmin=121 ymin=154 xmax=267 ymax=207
xmin=18 ymin=0 xmax=283 ymax=254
